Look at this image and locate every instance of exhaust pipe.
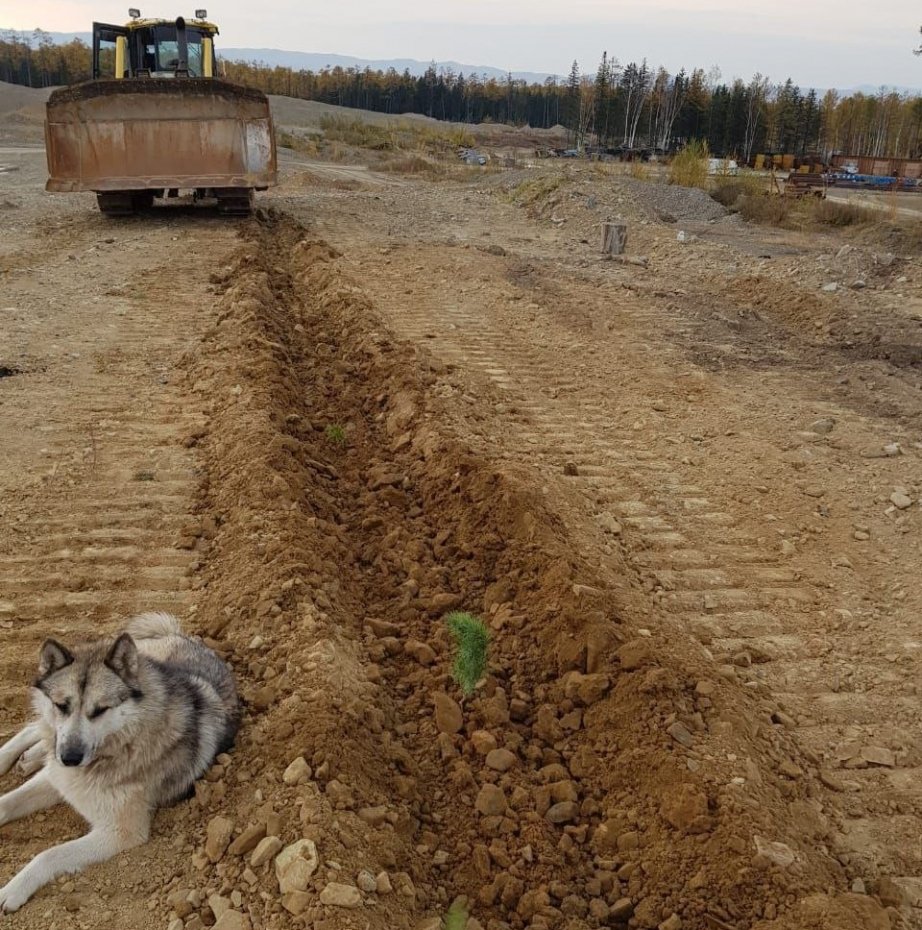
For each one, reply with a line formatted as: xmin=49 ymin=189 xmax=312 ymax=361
xmin=175 ymin=17 xmax=188 ymax=74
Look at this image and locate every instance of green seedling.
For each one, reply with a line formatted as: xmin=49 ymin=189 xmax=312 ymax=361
xmin=325 ymin=424 xmax=346 ymax=445
xmin=445 ymin=611 xmax=489 ymax=696
xmin=444 ymin=900 xmax=469 ymax=930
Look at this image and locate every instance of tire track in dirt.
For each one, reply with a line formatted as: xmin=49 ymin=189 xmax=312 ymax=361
xmin=0 ymin=217 xmax=232 ymax=929
xmin=353 ymin=238 xmax=922 ymax=924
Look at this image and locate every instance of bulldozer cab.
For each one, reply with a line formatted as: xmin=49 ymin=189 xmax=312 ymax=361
xmin=92 ymin=17 xmax=217 ymax=79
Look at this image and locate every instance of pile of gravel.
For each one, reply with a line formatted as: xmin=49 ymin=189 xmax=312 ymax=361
xmin=617 ymin=177 xmax=727 ymax=223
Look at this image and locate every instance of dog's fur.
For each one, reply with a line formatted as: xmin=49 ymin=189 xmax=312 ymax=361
xmin=0 ymin=612 xmax=239 ymax=912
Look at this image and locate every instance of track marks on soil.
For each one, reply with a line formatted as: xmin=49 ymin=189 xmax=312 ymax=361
xmin=363 ymin=243 xmax=922 ymax=895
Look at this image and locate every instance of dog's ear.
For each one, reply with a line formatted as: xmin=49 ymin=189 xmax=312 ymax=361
xmin=38 ymin=639 xmax=74 ymax=677
xmin=105 ymin=633 xmax=139 ymax=683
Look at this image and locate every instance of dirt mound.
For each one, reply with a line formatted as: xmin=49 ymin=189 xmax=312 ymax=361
xmin=617 ymin=178 xmax=728 ymax=224
xmin=146 ymin=210 xmax=888 ymax=930
xmin=0 ymin=81 xmax=53 ymax=119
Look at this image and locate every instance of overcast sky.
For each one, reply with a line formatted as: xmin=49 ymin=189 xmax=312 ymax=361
xmin=3 ymin=0 xmax=922 ymax=90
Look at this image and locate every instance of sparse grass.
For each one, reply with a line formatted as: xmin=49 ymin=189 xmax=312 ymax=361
xmin=445 ymin=611 xmax=489 ymax=696
xmin=734 ymin=190 xmax=884 ymax=237
xmin=319 ymin=115 xmax=397 ymax=150
xmin=380 ymin=154 xmax=449 ymax=178
xmin=736 ymin=192 xmax=797 ymax=226
xmin=325 ymin=424 xmax=346 ymax=445
xmin=505 ymin=175 xmax=564 ymax=206
xmin=810 ymin=199 xmax=877 ymax=228
xmin=710 ymin=173 xmax=768 ymax=208
xmin=629 ymin=160 xmax=650 ymax=181
xmin=669 ymin=140 xmax=709 ymax=189
xmin=318 ymin=115 xmax=474 ymax=157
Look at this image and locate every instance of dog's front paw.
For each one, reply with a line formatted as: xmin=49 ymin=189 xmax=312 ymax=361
xmin=0 ymin=877 xmax=30 ymax=913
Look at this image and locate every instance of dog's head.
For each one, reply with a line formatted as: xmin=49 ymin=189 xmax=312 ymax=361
xmin=32 ymin=633 xmax=143 ymax=768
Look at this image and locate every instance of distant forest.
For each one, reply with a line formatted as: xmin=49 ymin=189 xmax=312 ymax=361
xmin=3 ymin=27 xmax=922 ymax=159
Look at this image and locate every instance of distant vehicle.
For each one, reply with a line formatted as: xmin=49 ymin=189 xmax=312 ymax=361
xmin=561 ymin=149 xmax=580 ymax=158
xmin=44 ymin=9 xmax=277 ymax=215
xmin=457 ymin=149 xmax=487 ymax=166
xmin=708 ymin=158 xmax=739 ymax=176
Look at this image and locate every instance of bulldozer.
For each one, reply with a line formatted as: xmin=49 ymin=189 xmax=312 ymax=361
xmin=44 ymin=10 xmax=277 ymax=215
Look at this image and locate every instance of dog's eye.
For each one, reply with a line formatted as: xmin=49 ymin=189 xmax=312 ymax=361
xmin=88 ymin=706 xmax=109 ymax=720
xmin=53 ymin=701 xmax=70 ymax=715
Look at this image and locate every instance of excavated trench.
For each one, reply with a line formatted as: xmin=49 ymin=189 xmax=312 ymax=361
xmin=163 ymin=212 xmax=892 ymax=930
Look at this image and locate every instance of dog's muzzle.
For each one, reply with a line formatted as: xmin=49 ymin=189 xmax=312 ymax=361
xmin=60 ymin=746 xmax=84 ymax=767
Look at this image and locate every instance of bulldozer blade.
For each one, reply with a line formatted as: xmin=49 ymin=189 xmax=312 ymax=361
xmin=45 ymin=78 xmax=277 ymax=195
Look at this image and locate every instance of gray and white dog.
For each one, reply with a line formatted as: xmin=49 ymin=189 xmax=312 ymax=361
xmin=0 ymin=612 xmax=239 ymax=912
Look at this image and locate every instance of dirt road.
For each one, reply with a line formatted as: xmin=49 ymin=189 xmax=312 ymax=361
xmin=2 ymin=142 xmax=921 ymax=930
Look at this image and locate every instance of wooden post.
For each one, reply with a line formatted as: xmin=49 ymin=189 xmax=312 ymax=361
xmin=600 ymin=221 xmax=627 ymax=255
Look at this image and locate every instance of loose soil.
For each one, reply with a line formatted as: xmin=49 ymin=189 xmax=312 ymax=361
xmin=1 ymin=92 xmax=921 ymax=930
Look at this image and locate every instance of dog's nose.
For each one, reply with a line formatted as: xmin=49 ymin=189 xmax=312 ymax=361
xmin=60 ymin=747 xmax=84 ymax=767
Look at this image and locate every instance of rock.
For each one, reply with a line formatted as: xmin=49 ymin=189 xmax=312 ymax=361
xmin=166 ymin=889 xmax=194 ymax=918
xmin=414 ymin=919 xmax=442 ymax=930
xmin=610 ymin=898 xmax=634 ymax=921
xmin=546 ymin=801 xmax=579 ymax=824
xmin=283 ymin=756 xmax=312 ymax=785
xmin=796 ymin=893 xmax=891 ymax=930
xmin=598 ymin=512 xmax=622 ymax=536
xmin=376 ymin=871 xmax=393 ymax=894
xmin=168 ymin=920 xmax=184 ymax=930
xmin=250 ymin=835 xmax=282 ymax=867
xmin=618 ymin=639 xmax=652 ymax=671
xmin=861 ymin=746 xmax=896 ymax=767
xmin=320 ymin=882 xmax=362 ymax=908
xmin=209 ymin=894 xmax=231 ymax=919
xmin=661 ymin=784 xmax=711 ymax=834
xmin=357 ymin=869 xmax=378 ymax=893
xmin=659 ymin=915 xmax=682 ymax=930
xmin=471 ymin=730 xmax=498 ymax=755
xmin=227 ymin=823 xmax=266 ymax=857
xmin=433 ymin=692 xmax=464 ymax=734
xmin=475 ymin=784 xmax=507 ymax=816
xmin=617 ymin=831 xmax=639 ymax=852
xmin=778 ymin=759 xmax=803 ymax=778
xmin=879 ymin=877 xmax=922 ymax=908
xmin=205 ymin=816 xmax=235 ymax=863
xmin=822 ymin=282 xmax=839 ymax=293
xmin=890 ymin=491 xmax=913 ymax=510
xmin=563 ymin=462 xmax=579 ymax=476
xmin=563 ymin=671 xmax=611 ymax=706
xmin=589 ymin=898 xmax=610 ymax=920
xmin=275 ymin=839 xmax=319 ymax=893
xmin=485 ymin=748 xmax=517 ymax=772
xmin=809 ymin=418 xmax=836 ymax=435
xmin=406 ymin=640 xmax=437 ymax=666
xmin=667 ymin=722 xmax=694 ymax=747
xmin=357 ymin=805 xmax=388 ymax=826
xmin=211 ymin=912 xmax=251 ymax=930
xmin=281 ymin=891 xmax=312 ymax=916
xmin=752 ymin=836 xmax=796 ymax=869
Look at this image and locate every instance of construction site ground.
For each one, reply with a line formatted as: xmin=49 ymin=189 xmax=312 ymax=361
xmin=2 ymin=87 xmax=922 ymax=930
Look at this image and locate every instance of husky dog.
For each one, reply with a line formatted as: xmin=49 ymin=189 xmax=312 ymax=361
xmin=0 ymin=612 xmax=239 ymax=912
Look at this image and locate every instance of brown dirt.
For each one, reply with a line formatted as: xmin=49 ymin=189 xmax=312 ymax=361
xmin=1 ymin=131 xmax=921 ymax=930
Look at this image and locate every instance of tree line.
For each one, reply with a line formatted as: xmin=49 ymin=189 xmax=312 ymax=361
xmin=3 ymin=28 xmax=922 ymax=160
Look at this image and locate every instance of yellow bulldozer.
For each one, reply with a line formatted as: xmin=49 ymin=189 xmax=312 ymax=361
xmin=44 ymin=10 xmax=277 ymax=215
